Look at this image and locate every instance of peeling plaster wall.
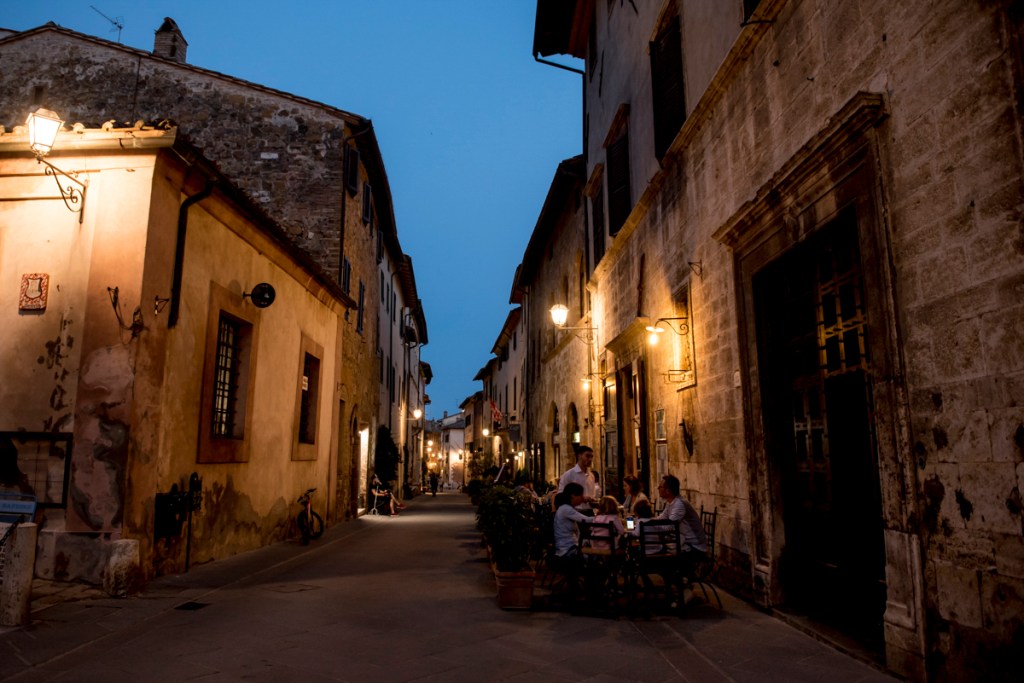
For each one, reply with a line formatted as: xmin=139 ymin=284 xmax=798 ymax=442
xmin=0 ymin=150 xmax=161 ymax=582
xmin=137 ymin=156 xmax=344 ymax=577
xmin=1 ymin=141 xmax=347 ymax=584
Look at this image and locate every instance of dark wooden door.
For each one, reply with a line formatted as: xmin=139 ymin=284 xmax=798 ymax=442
xmin=754 ymin=210 xmax=885 ymax=647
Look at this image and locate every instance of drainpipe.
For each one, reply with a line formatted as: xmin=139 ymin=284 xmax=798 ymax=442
xmin=168 ymin=181 xmax=214 ymax=328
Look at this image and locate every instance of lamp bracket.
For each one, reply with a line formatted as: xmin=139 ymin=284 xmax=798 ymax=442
xmin=38 ymin=157 xmax=87 ymax=223
xmin=652 ymin=317 xmax=690 ymax=335
xmin=557 ymin=325 xmax=597 ymax=345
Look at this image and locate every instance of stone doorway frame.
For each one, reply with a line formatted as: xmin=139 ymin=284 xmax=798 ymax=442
xmin=714 ymin=93 xmax=925 ymax=677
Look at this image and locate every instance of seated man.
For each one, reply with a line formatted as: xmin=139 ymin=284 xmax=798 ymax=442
xmin=655 ymin=474 xmax=708 ymax=604
xmin=656 ymin=474 xmax=707 ymax=556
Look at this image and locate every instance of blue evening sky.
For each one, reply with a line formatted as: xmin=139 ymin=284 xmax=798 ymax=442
xmin=2 ymin=1 xmax=582 ymax=418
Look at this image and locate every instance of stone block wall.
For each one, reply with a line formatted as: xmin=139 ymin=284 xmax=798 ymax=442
xmin=582 ymin=0 xmax=1023 ymax=676
xmin=0 ymin=31 xmax=350 ymax=282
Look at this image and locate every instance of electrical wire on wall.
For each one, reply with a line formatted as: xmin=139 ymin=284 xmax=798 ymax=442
xmin=107 ymin=286 xmax=143 ymax=343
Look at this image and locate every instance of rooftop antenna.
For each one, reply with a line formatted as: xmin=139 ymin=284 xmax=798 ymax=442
xmin=90 ymin=6 xmax=124 ymax=43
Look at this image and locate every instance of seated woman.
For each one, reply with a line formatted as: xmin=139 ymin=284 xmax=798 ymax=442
xmin=553 ymin=482 xmax=589 ymax=558
xmin=587 ymin=495 xmax=626 ymax=551
xmin=372 ymin=476 xmax=405 ymax=516
xmin=622 ymin=475 xmax=650 ymax=515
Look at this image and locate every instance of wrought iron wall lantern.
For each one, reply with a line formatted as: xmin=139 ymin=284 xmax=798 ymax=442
xmin=26 ymin=108 xmax=88 ymax=223
xmin=549 ymin=303 xmax=597 ymax=345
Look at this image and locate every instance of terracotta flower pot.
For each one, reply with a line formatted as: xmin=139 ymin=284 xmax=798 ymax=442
xmin=494 ymin=569 xmax=535 ymax=610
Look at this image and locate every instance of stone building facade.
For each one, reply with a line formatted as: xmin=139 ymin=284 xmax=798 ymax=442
xmin=511 ymin=155 xmax=593 ymax=488
xmin=485 ymin=306 xmax=526 ymax=473
xmin=532 ymin=0 xmax=1024 ymax=679
xmin=0 ymin=21 xmax=427 ymax=523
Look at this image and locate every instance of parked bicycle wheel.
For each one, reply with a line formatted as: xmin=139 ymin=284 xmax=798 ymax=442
xmin=297 ymin=510 xmax=324 ymax=543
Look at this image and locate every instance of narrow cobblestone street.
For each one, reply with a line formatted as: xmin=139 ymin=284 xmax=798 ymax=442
xmin=1 ymin=493 xmax=895 ymax=682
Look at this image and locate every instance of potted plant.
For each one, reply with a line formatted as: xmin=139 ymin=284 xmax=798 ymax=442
xmin=476 ymin=484 xmax=538 ymax=609
xmin=464 ymin=478 xmax=485 ymax=506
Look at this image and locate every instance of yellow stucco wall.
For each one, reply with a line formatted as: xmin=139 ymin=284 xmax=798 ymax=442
xmin=1 ymin=132 xmax=346 ymax=581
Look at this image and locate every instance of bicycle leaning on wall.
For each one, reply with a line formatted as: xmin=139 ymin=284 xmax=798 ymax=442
xmin=296 ymin=487 xmax=324 ymax=545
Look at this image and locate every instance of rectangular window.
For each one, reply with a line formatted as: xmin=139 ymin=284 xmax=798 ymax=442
xmin=592 ymin=183 xmax=606 ymax=262
xmin=650 ymin=13 xmax=686 ymax=160
xmin=199 ymin=284 xmax=259 ymax=464
xmin=357 ymin=280 xmax=365 ymax=333
xmin=389 ymin=363 xmax=396 ymax=404
xmin=212 ymin=315 xmax=248 ymax=439
xmin=292 ymin=336 xmax=324 ymax=460
xmin=606 ymin=130 xmax=631 ymax=235
xmin=362 ymin=182 xmax=373 ymax=225
xmin=344 ymin=146 xmax=359 ymax=195
xmin=298 ymin=352 xmax=320 ymax=444
xmin=376 ymin=229 xmax=383 ymax=263
xmin=341 ymin=257 xmax=352 ymax=295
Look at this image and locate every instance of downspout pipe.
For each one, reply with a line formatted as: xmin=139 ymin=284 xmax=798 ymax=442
xmin=168 ymin=181 xmax=214 ymax=328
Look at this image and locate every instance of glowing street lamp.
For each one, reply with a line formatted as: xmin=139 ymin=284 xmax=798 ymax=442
xmin=24 ymin=107 xmax=87 ymax=222
xmin=27 ymin=107 xmax=63 ymax=157
xmin=549 ymin=303 xmax=569 ymax=327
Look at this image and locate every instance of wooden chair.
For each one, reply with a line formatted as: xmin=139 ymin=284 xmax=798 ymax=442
xmin=688 ymin=506 xmax=722 ymax=608
xmin=578 ymin=521 xmax=623 ymax=608
xmin=636 ymin=518 xmax=685 ymax=607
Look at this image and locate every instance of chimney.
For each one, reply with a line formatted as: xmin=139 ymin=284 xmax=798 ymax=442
xmin=153 ymin=18 xmax=188 ymax=64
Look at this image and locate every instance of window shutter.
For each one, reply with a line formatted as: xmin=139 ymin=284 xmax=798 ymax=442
xmin=592 ymin=183 xmax=606 ymax=264
xmin=362 ymin=183 xmax=372 ymax=225
xmin=606 ymin=132 xmax=631 ymax=236
xmin=344 ymin=146 xmax=359 ymax=195
xmin=357 ymin=281 xmax=365 ymax=333
xmin=650 ymin=16 xmax=685 ymax=160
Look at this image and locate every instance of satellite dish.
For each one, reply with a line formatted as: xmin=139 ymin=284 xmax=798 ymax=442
xmin=244 ymin=283 xmax=276 ymax=308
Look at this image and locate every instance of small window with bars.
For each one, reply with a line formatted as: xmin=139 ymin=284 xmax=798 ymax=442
xmin=212 ymin=314 xmax=251 ymax=439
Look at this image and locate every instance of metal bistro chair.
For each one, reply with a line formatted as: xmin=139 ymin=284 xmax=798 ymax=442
xmin=578 ymin=521 xmax=623 ymax=609
xmin=689 ymin=506 xmax=722 ymax=608
xmin=636 ymin=518 xmax=685 ymax=607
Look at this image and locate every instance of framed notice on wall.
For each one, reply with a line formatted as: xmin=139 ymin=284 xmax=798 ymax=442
xmin=19 ymin=273 xmax=49 ymax=311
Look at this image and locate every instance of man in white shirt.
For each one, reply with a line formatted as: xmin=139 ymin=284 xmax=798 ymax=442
xmin=557 ymin=445 xmax=597 ymax=508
